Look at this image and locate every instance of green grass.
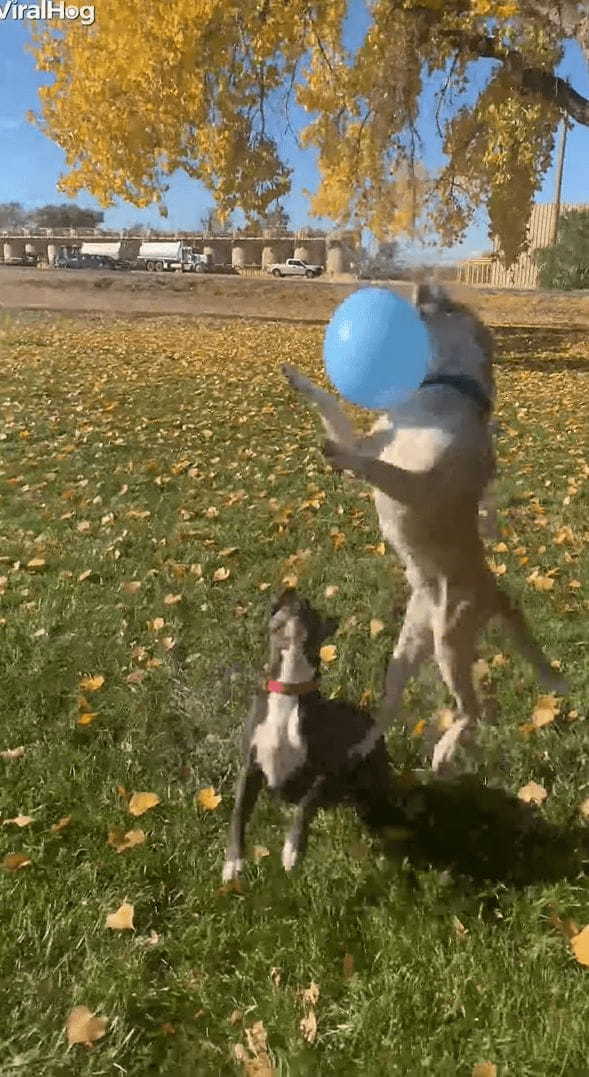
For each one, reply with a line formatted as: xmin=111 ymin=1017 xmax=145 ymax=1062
xmin=0 ymin=313 xmax=587 ymax=1076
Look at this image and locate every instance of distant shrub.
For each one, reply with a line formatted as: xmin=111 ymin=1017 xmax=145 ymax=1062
xmin=535 ymin=209 xmax=589 ymax=290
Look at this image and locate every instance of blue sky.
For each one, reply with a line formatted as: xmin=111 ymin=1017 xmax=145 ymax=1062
xmin=0 ymin=2 xmax=588 ymax=261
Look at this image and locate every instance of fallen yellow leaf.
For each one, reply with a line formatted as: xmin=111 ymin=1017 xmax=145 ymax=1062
xmin=300 ymin=1009 xmax=317 ymax=1044
xmin=107 ymin=827 xmax=146 ymax=853
xmin=527 ymin=572 xmax=555 ymax=592
xmin=579 ymin=797 xmax=589 ymax=820
xmin=196 ymin=787 xmax=222 ymax=811
xmin=244 ymin=1019 xmax=273 ymax=1067
xmin=51 ymin=815 xmax=72 ymax=833
xmin=531 ymin=694 xmax=560 ymax=728
xmin=26 ymin=558 xmax=46 ymax=570
xmin=453 ymin=916 xmax=469 ymax=939
xmin=128 ymin=792 xmax=160 ymax=817
xmin=472 ymin=1065 xmax=497 ymax=1077
xmin=105 ymin=901 xmax=135 ymax=931
xmin=164 ymin=593 xmax=182 ymax=605
xmin=324 ymin=585 xmax=339 ymax=598
xmin=570 ymin=925 xmax=589 ymax=967
xmin=2 ymin=815 xmax=33 ymax=828
xmin=369 ymin=618 xmax=385 ymax=638
xmin=79 ymin=675 xmax=105 ymax=692
xmin=77 ymin=713 xmax=98 ymax=726
xmin=213 ymin=567 xmax=231 ymax=582
xmin=66 ymin=1006 xmax=108 ymax=1047
xmin=319 ymin=644 xmax=337 ymax=664
xmin=517 ymin=781 xmax=548 ymax=805
xmin=411 ymin=719 xmax=426 ymax=738
xmin=253 ymin=845 xmax=270 ymax=863
xmin=1 ymin=852 xmax=31 ymax=870
xmin=0 ymin=746 xmax=25 ymax=759
xmin=302 ymin=981 xmax=320 ymax=1006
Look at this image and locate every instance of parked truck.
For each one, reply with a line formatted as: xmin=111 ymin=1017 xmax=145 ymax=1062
xmin=266 ymin=257 xmax=323 ymax=278
xmin=136 ymin=241 xmax=210 ymax=273
xmin=53 ymin=240 xmax=210 ymax=272
xmin=55 ymin=239 xmax=138 ymax=270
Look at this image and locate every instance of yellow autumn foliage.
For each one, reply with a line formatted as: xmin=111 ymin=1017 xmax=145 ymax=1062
xmin=29 ymin=1 xmax=576 ymax=260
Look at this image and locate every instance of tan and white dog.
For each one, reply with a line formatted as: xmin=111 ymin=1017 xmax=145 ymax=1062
xmin=283 ymin=282 xmax=566 ymax=771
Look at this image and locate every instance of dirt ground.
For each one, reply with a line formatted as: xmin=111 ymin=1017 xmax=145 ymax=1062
xmin=1 ymin=265 xmax=589 ymax=327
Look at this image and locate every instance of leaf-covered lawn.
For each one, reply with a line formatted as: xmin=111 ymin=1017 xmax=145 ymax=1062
xmin=0 ymin=314 xmax=587 ymax=1076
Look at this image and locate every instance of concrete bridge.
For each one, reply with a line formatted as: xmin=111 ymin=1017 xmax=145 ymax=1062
xmin=0 ymin=229 xmax=359 ymax=274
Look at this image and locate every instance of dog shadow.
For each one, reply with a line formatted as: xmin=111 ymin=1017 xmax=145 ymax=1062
xmin=379 ymin=774 xmax=588 ymax=888
xmin=495 ymin=325 xmax=588 ymax=374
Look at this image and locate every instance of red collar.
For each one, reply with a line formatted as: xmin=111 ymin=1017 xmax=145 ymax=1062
xmin=266 ymin=679 xmax=319 ymax=696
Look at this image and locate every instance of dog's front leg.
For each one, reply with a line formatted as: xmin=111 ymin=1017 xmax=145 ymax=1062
xmin=281 ymin=775 xmax=325 ymax=872
xmin=222 ymin=758 xmax=264 ymax=882
xmin=282 ymin=364 xmax=357 ymax=449
xmin=324 ymin=440 xmax=433 ymax=509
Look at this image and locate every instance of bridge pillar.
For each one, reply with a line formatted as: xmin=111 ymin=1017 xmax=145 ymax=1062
xmin=25 ymin=240 xmax=47 ymax=263
xmin=261 ymin=245 xmax=277 ymax=268
xmin=231 ymin=244 xmax=246 ymax=269
xmin=202 ymin=239 xmax=231 ymax=266
xmin=3 ymin=240 xmax=25 ymax=263
xmin=47 ymin=244 xmax=57 ymax=266
xmin=326 ymin=242 xmax=345 ymax=275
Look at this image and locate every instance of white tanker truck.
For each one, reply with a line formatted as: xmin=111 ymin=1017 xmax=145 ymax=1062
xmin=54 ymin=240 xmax=211 ymax=272
xmin=136 ymin=242 xmax=211 ymax=272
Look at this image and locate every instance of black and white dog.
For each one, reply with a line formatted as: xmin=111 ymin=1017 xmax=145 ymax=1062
xmin=222 ymin=588 xmax=405 ymax=881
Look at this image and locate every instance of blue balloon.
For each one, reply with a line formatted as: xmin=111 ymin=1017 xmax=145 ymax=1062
xmin=323 ymin=287 xmax=431 ymax=410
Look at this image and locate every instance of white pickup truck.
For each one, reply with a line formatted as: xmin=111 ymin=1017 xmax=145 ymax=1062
xmin=267 ymin=257 xmax=323 ymax=278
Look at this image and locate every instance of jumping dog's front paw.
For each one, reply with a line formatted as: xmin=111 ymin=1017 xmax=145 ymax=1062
xmin=221 ymin=856 xmax=243 ymax=883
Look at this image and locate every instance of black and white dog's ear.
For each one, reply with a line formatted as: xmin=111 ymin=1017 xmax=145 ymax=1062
xmin=413 ymin=281 xmax=448 ymax=316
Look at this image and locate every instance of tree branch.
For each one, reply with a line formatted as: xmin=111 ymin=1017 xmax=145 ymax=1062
xmin=448 ymin=29 xmax=589 ymax=125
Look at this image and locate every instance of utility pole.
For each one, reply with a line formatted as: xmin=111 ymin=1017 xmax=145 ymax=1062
xmin=550 ymin=119 xmax=568 ymax=245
